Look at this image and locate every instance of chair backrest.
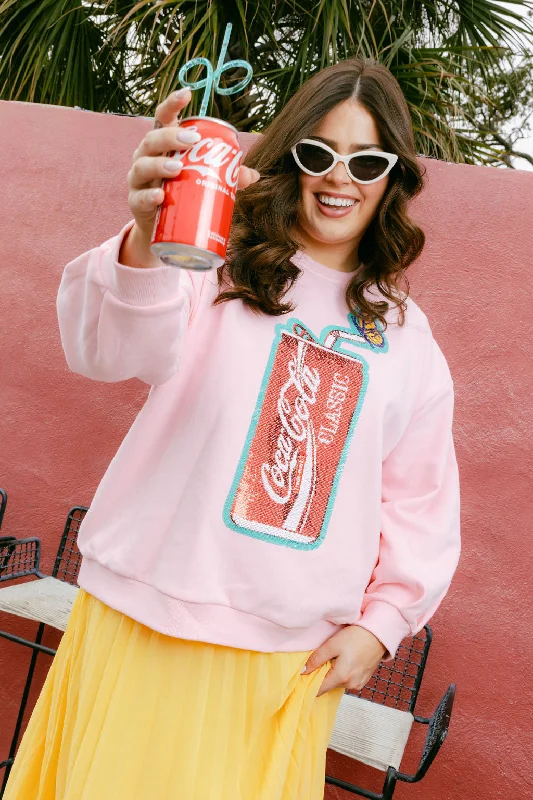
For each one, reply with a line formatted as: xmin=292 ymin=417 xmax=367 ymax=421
xmin=52 ymin=506 xmax=87 ymax=585
xmin=0 ymin=537 xmax=40 ymax=581
xmin=355 ymin=626 xmax=431 ymax=714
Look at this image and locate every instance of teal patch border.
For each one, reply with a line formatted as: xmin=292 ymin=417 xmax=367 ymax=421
xmin=223 ymin=315 xmax=370 ymax=550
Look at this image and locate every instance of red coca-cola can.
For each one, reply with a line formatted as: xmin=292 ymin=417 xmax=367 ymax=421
xmin=150 ymin=116 xmax=243 ymax=270
xmin=224 ymin=322 xmax=369 ymax=549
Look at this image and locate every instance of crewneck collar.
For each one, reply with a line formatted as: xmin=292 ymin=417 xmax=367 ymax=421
xmin=291 ymin=250 xmax=358 ymax=284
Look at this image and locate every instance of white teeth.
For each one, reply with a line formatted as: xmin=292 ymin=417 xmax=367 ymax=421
xmin=317 ymin=194 xmax=356 ymax=207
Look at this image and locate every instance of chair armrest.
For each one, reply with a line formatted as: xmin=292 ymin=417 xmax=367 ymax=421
xmin=0 ymin=536 xmax=42 ymax=581
xmin=395 ymin=683 xmax=456 ymax=784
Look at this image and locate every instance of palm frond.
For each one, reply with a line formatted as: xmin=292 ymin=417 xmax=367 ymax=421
xmin=1 ymin=0 xmax=532 ymax=166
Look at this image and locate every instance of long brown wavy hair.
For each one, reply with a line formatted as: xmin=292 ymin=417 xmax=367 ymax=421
xmin=215 ymin=58 xmax=425 ymax=327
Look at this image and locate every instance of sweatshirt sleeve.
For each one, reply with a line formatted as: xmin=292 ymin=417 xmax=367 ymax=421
xmin=57 ymin=223 xmax=196 ymax=386
xmin=356 ymin=334 xmax=461 ymax=661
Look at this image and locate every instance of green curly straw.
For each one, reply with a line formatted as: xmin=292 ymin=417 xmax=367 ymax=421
xmin=178 ymin=23 xmax=253 ymax=117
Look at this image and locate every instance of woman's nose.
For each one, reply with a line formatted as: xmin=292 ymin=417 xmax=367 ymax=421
xmin=326 ymin=160 xmax=352 ymax=185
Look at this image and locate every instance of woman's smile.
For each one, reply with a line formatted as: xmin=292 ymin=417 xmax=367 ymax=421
xmin=314 ymin=191 xmax=360 ymax=217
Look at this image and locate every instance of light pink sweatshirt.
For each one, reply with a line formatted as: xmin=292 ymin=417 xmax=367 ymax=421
xmin=57 ymin=222 xmax=460 ymax=660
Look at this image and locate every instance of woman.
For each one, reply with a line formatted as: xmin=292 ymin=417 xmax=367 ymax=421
xmin=5 ymin=58 xmax=460 ymax=800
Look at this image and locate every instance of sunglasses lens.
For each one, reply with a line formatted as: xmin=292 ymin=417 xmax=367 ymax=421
xmin=295 ymin=142 xmax=334 ymax=174
xmin=349 ymin=154 xmax=391 ymax=182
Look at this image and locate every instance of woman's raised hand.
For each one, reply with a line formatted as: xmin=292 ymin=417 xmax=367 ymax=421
xmin=127 ymin=89 xmax=260 ymax=241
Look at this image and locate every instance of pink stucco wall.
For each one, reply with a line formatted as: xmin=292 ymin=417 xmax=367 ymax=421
xmin=1 ymin=100 xmax=532 ymax=798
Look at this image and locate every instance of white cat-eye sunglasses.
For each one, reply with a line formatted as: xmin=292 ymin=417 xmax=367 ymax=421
xmin=291 ymin=139 xmax=398 ymax=185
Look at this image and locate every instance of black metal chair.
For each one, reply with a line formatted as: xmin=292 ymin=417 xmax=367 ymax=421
xmin=326 ymin=626 xmax=456 ymax=799
xmin=0 ymin=505 xmax=87 ymax=797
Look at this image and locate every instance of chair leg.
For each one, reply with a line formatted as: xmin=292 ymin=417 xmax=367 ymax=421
xmin=381 ymin=767 xmax=398 ymax=800
xmin=0 ymin=622 xmax=51 ymax=798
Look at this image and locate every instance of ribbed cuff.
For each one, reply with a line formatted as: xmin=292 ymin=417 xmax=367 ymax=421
xmin=100 ymin=222 xmax=183 ymax=307
xmin=355 ymin=599 xmax=412 ymax=663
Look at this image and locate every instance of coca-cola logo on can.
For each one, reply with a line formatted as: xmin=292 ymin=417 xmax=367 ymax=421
xmin=181 ymin=128 xmax=242 ymax=188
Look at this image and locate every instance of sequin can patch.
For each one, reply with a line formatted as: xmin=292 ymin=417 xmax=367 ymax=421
xmin=224 ymin=321 xmax=368 ymax=549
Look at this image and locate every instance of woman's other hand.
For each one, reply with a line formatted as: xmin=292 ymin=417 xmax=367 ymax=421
xmin=303 ymin=625 xmax=387 ymax=697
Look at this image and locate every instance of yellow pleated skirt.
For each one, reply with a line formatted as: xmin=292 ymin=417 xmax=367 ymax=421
xmin=4 ymin=589 xmax=343 ymax=800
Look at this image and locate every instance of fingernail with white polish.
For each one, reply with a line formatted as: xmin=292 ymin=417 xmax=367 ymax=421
xmin=164 ymin=159 xmax=183 ymax=172
xmin=177 ymin=130 xmax=201 ymax=144
xmin=301 ymin=665 xmax=308 ymax=674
